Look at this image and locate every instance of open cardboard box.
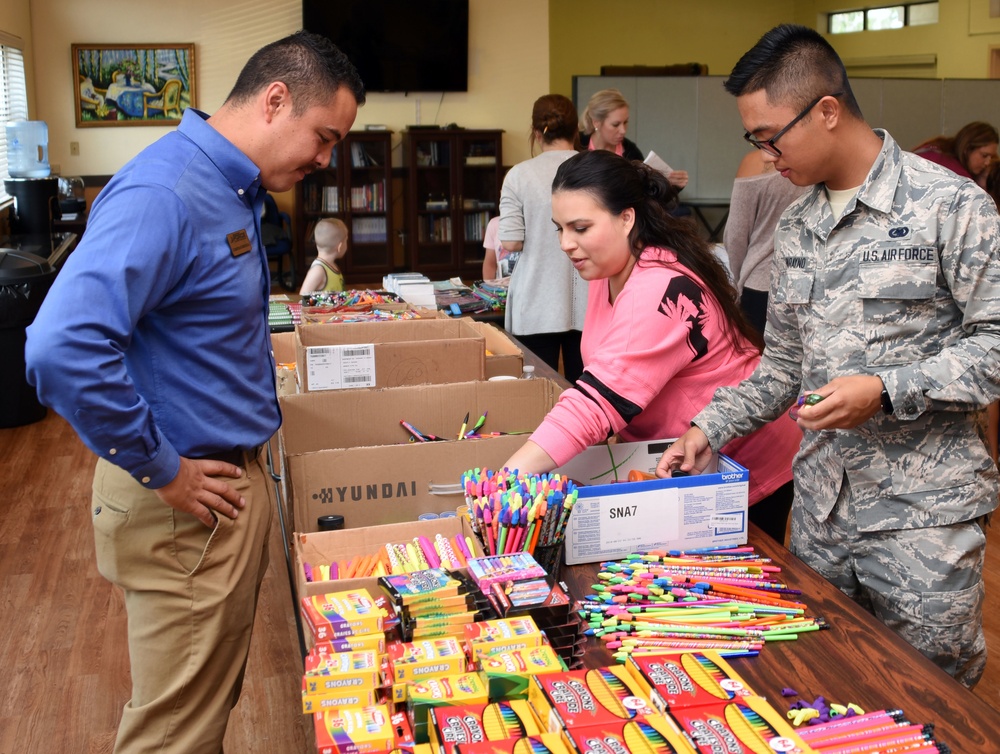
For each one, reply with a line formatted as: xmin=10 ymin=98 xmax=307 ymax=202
xmin=465 ymin=320 xmax=523 ymax=379
xmin=293 ymin=513 xmax=482 ymax=649
xmin=555 ymin=439 xmax=750 ymax=565
xmin=279 ymin=378 xmax=563 ymax=533
xmin=295 ymin=318 xmax=486 ymax=391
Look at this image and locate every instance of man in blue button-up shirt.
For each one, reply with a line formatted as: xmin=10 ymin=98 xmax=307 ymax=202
xmin=26 ymin=32 xmax=363 ymax=753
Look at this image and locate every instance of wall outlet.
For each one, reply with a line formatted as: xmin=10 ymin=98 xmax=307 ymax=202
xmin=69 ymin=141 xmax=80 ymax=156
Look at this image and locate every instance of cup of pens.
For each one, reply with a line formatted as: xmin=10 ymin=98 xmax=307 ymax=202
xmin=532 ymin=541 xmax=564 ymax=581
xmin=461 ymin=466 xmax=578 ymax=581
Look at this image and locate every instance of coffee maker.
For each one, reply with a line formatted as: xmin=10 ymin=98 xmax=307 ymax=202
xmin=4 ymin=176 xmax=60 ymax=250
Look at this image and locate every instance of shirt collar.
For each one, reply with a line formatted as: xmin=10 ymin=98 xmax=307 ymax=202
xmin=178 ymin=108 xmax=263 ymax=203
xmin=854 ymin=128 xmax=900 ymax=216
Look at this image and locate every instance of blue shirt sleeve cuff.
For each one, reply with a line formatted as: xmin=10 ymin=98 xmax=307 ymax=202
xmin=128 ymin=442 xmax=181 ymax=489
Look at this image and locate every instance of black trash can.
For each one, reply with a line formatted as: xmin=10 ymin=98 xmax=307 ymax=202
xmin=0 ymin=249 xmax=56 ymax=428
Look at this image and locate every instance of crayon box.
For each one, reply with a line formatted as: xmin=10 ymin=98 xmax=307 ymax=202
xmin=301 ymin=588 xmax=389 ymax=642
xmin=407 ymin=671 xmax=491 ymax=744
xmin=476 ymin=645 xmax=567 ymax=700
xmin=463 ymin=617 xmax=546 ymax=661
xmin=313 ymin=704 xmax=406 ymax=754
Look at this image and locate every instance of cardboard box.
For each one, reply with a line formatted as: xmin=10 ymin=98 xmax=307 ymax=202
xmin=294 ymin=514 xmax=483 ymax=609
xmin=466 ymin=320 xmax=523 ymax=379
xmin=296 ymin=319 xmax=486 ymax=391
xmin=555 ymin=440 xmax=749 ymax=566
xmin=279 ymin=378 xmax=562 ymax=532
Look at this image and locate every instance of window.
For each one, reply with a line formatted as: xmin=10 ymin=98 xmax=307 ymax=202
xmin=829 ymin=2 xmax=939 ymax=34
xmin=0 ymin=32 xmax=28 ymax=201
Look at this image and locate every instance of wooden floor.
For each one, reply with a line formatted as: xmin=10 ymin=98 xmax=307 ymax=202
xmin=2 ymin=409 xmax=999 ymax=752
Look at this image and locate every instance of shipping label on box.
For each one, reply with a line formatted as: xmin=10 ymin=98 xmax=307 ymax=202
xmin=306 ymin=343 xmax=377 ymax=390
xmin=296 ymin=319 xmax=485 ymax=392
xmin=556 ymin=440 xmax=749 ymax=566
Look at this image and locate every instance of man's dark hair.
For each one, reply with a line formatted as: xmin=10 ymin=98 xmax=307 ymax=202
xmin=226 ymin=31 xmax=366 ymax=113
xmin=724 ymin=24 xmax=862 ymax=119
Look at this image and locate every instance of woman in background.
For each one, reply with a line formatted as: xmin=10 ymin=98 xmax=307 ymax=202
xmin=723 ymin=150 xmax=808 ymax=336
xmin=503 ymin=150 xmax=800 ymax=542
xmin=913 ymin=121 xmax=998 ymax=189
xmin=499 ymin=94 xmax=587 ymax=382
xmin=579 ymin=88 xmax=689 ymax=192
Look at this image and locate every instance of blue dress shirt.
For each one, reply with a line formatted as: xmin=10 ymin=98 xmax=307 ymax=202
xmin=26 ymin=110 xmax=281 ymax=489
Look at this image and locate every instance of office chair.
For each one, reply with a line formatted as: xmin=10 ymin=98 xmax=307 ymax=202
xmin=261 ymin=193 xmax=296 ymax=290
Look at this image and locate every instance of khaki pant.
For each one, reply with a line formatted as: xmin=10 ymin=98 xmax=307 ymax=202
xmin=92 ymin=452 xmax=273 ymax=753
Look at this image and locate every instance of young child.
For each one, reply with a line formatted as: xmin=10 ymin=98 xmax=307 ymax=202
xmin=299 ymin=218 xmax=348 ymax=294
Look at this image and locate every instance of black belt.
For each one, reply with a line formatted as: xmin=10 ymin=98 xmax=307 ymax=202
xmin=193 ymin=444 xmax=264 ymax=467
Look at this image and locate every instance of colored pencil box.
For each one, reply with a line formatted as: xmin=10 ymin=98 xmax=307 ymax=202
xmin=429 ymin=700 xmax=542 ymax=754
xmin=625 ymin=651 xmax=758 ymax=712
xmin=665 ymin=696 xmax=817 ymax=754
xmin=564 ymin=715 xmax=696 ymax=754
xmin=527 ymin=666 xmax=656 ymax=732
xmin=456 ymin=733 xmax=573 ymax=754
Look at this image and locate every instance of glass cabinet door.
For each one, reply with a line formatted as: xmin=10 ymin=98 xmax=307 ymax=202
xmin=346 ymin=135 xmax=391 ymax=271
xmin=411 ymin=134 xmax=454 ymax=269
xmin=458 ymin=135 xmax=500 ymax=270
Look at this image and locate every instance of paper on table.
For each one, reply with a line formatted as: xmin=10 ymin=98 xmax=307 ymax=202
xmin=644 ymin=150 xmax=674 ymax=177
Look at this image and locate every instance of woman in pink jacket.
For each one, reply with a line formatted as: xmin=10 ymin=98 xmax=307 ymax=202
xmin=503 ymin=149 xmax=800 ymax=541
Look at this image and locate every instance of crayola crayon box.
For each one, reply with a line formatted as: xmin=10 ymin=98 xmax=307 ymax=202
xmin=456 ymin=733 xmax=573 ymax=754
xmin=464 ymin=617 xmax=546 ymax=660
xmin=428 ymin=700 xmax=543 ymax=754
xmin=664 ymin=696 xmax=817 ymax=754
xmin=309 ymin=633 xmax=388 ymax=658
xmin=388 ymin=637 xmax=469 ymax=703
xmin=303 ymin=649 xmax=390 ymax=714
xmin=625 ymin=651 xmax=758 ymax=713
xmin=407 ymin=671 xmax=490 ymax=744
xmin=476 ymin=645 xmax=567 ymax=700
xmin=527 ymin=666 xmax=656 ymax=733
xmin=302 ymin=675 xmax=382 ymax=714
xmin=564 ymin=715 xmax=696 ymax=754
xmin=313 ymin=704 xmax=403 ymax=754
xmin=301 ymin=588 xmax=390 ymax=642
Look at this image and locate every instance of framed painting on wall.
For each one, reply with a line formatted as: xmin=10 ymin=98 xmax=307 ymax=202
xmin=72 ymin=43 xmax=196 ymax=127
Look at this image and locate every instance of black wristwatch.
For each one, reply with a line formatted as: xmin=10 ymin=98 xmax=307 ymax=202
xmin=880 ymin=386 xmax=894 ymax=415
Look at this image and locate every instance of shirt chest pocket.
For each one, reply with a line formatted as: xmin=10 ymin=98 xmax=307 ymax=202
xmin=858 ymin=258 xmax=940 ymax=366
xmin=773 ymin=268 xmax=814 ymax=305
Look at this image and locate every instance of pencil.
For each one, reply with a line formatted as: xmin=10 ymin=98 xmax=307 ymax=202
xmin=458 ymin=411 xmax=470 ymax=440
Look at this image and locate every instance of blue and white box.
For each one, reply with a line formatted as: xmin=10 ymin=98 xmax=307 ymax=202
xmin=556 ymin=439 xmax=749 ymax=565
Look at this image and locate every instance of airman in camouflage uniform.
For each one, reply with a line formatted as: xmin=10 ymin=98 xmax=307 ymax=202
xmin=658 ymin=24 xmax=1000 ymax=688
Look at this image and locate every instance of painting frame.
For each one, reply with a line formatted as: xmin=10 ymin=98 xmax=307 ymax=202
xmin=72 ymin=43 xmax=196 ymax=127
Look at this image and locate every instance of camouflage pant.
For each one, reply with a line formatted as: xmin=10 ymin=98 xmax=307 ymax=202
xmin=790 ymin=477 xmax=987 ymax=689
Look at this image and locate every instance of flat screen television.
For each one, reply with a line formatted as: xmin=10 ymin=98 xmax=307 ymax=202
xmin=302 ymin=0 xmax=469 ymax=93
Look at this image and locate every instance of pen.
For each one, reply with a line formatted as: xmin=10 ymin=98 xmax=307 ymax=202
xmin=458 ymin=411 xmax=469 ymax=440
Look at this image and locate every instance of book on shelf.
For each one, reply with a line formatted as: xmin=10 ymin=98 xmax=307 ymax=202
xmin=464 ymin=155 xmax=496 ymax=166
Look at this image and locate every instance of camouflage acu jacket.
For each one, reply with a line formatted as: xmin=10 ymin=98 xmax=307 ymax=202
xmin=696 ymin=130 xmax=1000 ymax=531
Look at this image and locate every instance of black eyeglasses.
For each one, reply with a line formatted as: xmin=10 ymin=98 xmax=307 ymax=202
xmin=744 ymin=92 xmax=844 ymax=157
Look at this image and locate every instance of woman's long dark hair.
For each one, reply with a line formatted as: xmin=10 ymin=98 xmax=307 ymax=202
xmin=552 ymin=149 xmax=763 ymax=354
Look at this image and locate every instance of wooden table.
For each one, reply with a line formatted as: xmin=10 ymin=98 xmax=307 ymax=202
xmin=559 ymin=529 xmax=1000 ymax=750
xmin=511 ymin=338 xmax=1000 ymax=750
